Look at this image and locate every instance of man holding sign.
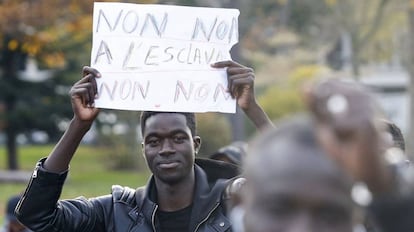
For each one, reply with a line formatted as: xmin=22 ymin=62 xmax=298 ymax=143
xmin=15 ymin=4 xmax=272 ymax=231
xmin=15 ymin=59 xmax=270 ymax=232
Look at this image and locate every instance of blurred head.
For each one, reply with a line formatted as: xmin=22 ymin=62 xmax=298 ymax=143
xmin=243 ymin=116 xmax=354 ymax=232
xmin=210 ymin=141 xmax=247 ymax=166
xmin=6 ymin=195 xmax=30 ymax=232
xmin=140 ymin=111 xmax=201 ymax=185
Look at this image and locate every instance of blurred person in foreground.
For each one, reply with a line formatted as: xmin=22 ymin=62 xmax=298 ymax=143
xmin=0 ymin=194 xmax=31 ymax=232
xmin=241 ymin=78 xmax=414 ymax=232
xmin=14 ymin=60 xmax=272 ymax=232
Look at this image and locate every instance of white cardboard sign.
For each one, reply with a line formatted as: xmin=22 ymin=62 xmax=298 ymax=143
xmin=90 ymin=2 xmax=239 ymax=113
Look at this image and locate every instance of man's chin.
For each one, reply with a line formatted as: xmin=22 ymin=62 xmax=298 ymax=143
xmin=160 ymin=177 xmax=183 ymax=185
xmin=156 ymin=172 xmax=184 ymax=185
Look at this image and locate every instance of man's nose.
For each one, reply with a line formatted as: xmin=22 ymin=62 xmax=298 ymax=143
xmin=159 ymin=139 xmax=175 ymax=155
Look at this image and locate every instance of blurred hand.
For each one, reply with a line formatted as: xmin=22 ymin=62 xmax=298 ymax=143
xmin=303 ymin=78 xmax=393 ymax=195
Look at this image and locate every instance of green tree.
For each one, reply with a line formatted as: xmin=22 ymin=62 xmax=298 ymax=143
xmin=323 ymin=0 xmax=406 ymax=77
xmin=0 ymin=0 xmax=93 ymax=170
xmin=196 ymin=113 xmax=231 ymax=158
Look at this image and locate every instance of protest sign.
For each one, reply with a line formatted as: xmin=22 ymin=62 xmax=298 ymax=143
xmin=91 ymin=2 xmax=239 ymax=113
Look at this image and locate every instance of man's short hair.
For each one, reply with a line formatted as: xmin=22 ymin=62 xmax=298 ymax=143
xmin=6 ymin=195 xmax=21 ymax=221
xmin=140 ymin=111 xmax=196 ymax=136
xmin=210 ymin=141 xmax=247 ymax=166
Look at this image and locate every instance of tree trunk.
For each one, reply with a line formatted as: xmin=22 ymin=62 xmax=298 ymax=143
xmin=350 ymin=34 xmax=361 ymax=80
xmin=1 ymin=36 xmax=20 ymax=170
xmin=351 ymin=53 xmax=361 ymax=80
xmin=5 ymin=100 xmax=18 ymax=170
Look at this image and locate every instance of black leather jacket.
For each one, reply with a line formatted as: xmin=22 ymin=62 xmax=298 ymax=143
xmin=15 ymin=158 xmax=240 ymax=232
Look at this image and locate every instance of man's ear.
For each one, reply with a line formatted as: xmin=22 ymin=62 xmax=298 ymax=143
xmin=141 ymin=142 xmax=146 ymax=159
xmin=193 ymin=136 xmax=201 ymax=155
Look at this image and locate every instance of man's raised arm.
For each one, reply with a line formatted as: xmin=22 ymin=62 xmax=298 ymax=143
xmin=211 ymin=60 xmax=273 ymax=131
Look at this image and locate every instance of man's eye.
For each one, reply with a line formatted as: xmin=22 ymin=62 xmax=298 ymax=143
xmin=173 ymin=136 xmax=186 ymax=143
xmin=147 ymin=139 xmax=160 ymax=146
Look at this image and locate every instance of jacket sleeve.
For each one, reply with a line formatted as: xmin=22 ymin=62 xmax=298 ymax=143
xmin=15 ymin=158 xmax=113 ymax=232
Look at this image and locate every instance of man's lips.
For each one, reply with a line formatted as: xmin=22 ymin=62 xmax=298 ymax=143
xmin=158 ymin=161 xmax=180 ymax=169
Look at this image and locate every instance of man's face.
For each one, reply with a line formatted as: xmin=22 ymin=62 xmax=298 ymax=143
xmin=243 ymin=145 xmax=354 ymax=232
xmin=142 ymin=113 xmax=200 ymax=185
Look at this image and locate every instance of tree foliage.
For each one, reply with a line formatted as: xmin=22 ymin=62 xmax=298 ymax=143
xmin=196 ymin=113 xmax=231 ymax=158
xmin=0 ymin=0 xmax=93 ymax=68
xmin=0 ymin=0 xmax=95 ymax=169
xmin=258 ymin=65 xmax=326 ymax=121
xmin=323 ymin=0 xmax=407 ymax=76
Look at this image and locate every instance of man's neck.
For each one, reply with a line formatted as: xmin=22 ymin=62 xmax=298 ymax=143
xmin=155 ymin=171 xmax=195 ymax=212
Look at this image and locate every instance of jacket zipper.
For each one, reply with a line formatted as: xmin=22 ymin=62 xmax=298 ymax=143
xmin=193 ymin=202 xmax=220 ymax=232
xmin=32 ymin=161 xmax=41 ymax=178
xmin=15 ymin=161 xmax=41 ymax=213
xmin=151 ymin=204 xmax=159 ymax=231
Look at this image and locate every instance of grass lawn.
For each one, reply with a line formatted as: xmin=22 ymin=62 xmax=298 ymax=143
xmin=0 ymin=144 xmax=150 ymax=224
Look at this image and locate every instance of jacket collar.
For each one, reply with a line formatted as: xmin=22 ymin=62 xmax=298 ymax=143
xmin=188 ymin=163 xmax=229 ymax=231
xmin=134 ymin=159 xmax=238 ymax=231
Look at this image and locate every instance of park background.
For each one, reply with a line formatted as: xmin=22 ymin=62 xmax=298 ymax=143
xmin=1 ymin=0 xmax=413 ymax=224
